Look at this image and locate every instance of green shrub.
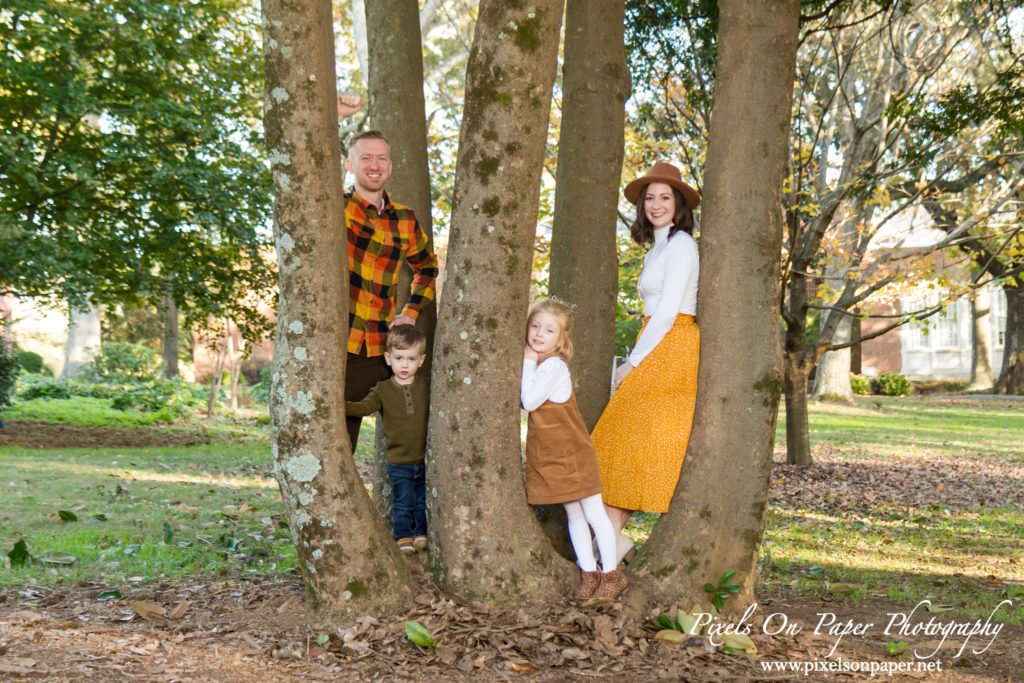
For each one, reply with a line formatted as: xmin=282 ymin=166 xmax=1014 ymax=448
xmin=18 ymin=377 xmax=70 ymax=400
xmin=15 ymin=349 xmax=50 ymax=375
xmin=111 ymin=379 xmax=206 ymax=418
xmin=88 ymin=342 xmax=160 ymax=383
xmin=0 ymin=337 xmax=18 ymax=411
xmin=252 ymin=365 xmax=272 ymax=404
xmin=871 ymin=371 xmax=911 ymax=396
xmin=17 ymin=377 xmax=120 ymax=401
xmin=850 ymin=373 xmax=871 ymax=395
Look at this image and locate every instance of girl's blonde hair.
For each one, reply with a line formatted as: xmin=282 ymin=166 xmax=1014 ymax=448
xmin=526 ymin=298 xmax=574 ymax=360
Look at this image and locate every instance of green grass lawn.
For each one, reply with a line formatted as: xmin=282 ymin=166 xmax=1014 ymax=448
xmin=0 ymin=442 xmax=294 ymax=587
xmin=0 ymin=399 xmax=377 ymax=588
xmin=786 ymin=396 xmax=1024 ymax=461
xmin=2 ymin=394 xmax=1021 ymax=627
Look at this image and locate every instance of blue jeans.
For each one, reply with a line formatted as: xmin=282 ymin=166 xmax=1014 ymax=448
xmin=387 ymin=462 xmax=426 ymax=540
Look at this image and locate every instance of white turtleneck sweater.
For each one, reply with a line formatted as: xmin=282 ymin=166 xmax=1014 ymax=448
xmin=628 ymin=227 xmax=699 ymax=366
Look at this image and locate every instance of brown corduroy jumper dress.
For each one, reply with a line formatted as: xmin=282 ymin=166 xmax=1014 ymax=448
xmin=524 ymin=376 xmax=603 ymax=506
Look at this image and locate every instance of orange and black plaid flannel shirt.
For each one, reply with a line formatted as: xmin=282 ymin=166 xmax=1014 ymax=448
xmin=346 ymin=189 xmax=438 ymax=357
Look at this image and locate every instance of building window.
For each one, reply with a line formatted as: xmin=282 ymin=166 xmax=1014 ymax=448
xmin=933 ymin=303 xmax=960 ymax=349
xmin=902 ymin=293 xmax=967 ymax=351
xmin=903 ymin=295 xmax=932 ymax=350
xmin=992 ymin=286 xmax=1007 ymax=349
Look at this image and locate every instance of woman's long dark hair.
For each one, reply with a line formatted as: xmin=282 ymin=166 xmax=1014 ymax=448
xmin=629 ymin=185 xmax=695 ymax=245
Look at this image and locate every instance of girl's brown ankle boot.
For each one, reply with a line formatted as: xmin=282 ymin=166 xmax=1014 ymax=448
xmin=595 ymin=569 xmax=627 ymax=600
xmin=574 ymin=570 xmax=601 ymax=599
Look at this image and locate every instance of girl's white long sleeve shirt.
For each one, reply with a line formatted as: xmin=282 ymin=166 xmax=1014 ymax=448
xmin=521 ymin=356 xmax=572 ymax=411
xmin=628 ymin=227 xmax=699 ymax=366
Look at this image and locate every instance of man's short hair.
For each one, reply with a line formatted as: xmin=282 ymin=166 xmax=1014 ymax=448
xmin=348 ymin=129 xmax=389 ymax=156
xmin=386 ymin=324 xmax=426 ymax=354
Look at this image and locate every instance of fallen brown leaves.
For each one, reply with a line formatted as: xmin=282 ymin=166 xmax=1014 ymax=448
xmin=3 ymin=560 xmax=1023 ymax=681
xmin=770 ymin=450 xmax=1024 ymax=514
xmin=0 ymin=571 xmax=765 ymax=682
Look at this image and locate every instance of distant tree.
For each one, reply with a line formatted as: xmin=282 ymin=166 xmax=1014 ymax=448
xmin=62 ymin=301 xmax=101 ymax=379
xmin=779 ymin=0 xmax=1024 ymax=463
xmin=922 ymin=178 xmax=1024 ymax=395
xmin=967 ymin=287 xmax=995 ymax=391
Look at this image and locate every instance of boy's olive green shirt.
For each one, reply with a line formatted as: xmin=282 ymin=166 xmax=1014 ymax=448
xmin=344 ymin=375 xmax=428 ymax=465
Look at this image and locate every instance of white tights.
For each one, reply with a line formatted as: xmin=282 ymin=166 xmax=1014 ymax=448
xmin=563 ymin=493 xmax=617 ymax=573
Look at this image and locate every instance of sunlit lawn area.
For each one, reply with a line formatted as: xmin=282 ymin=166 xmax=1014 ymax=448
xmin=3 ymin=395 xmax=1022 ymax=626
xmin=0 ymin=397 xmax=382 ymax=588
xmin=759 ymin=396 xmax=1024 ymax=625
xmin=0 ymin=441 xmax=294 ymax=587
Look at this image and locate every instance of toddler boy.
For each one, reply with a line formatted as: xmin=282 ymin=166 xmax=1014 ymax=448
xmin=345 ymin=325 xmax=429 ymax=555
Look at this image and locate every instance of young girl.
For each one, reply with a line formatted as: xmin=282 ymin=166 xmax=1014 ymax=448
xmin=521 ymin=299 xmax=626 ymax=600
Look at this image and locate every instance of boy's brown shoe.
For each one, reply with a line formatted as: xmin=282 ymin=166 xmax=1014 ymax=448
xmin=413 ymin=535 xmax=428 ymax=552
xmin=397 ymin=538 xmax=416 ymax=555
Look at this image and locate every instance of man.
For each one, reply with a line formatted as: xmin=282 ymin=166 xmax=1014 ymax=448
xmin=338 ymin=95 xmax=439 ymax=451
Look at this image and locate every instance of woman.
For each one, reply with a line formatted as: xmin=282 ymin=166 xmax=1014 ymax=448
xmin=591 ymin=162 xmax=701 ymax=562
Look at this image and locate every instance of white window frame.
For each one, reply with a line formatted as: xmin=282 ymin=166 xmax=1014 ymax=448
xmin=902 ymin=294 xmax=933 ymax=350
xmin=932 ymin=301 xmax=961 ymax=350
xmin=992 ymin=286 xmax=1007 ymax=350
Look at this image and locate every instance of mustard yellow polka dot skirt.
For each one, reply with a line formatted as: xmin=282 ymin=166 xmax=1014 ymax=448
xmin=592 ymin=314 xmax=699 ymax=513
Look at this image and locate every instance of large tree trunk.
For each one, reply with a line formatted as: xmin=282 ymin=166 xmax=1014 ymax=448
xmin=365 ymin=0 xmax=438 ymax=522
xmin=62 ymin=299 xmax=101 ymax=379
xmin=262 ymin=0 xmax=412 ymax=617
xmin=813 ymin=315 xmax=853 ymax=400
xmin=636 ymin=0 xmax=800 ymax=609
xmin=160 ymin=283 xmax=180 ymax=380
xmin=995 ymin=283 xmax=1024 ymax=394
xmin=548 ymin=0 xmax=629 ymax=430
xmin=428 ymin=0 xmax=566 ymax=600
xmin=968 ymin=286 xmax=995 ymax=391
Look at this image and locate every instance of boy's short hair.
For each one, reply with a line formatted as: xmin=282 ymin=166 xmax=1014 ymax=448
xmin=386 ymin=324 xmax=426 ymax=354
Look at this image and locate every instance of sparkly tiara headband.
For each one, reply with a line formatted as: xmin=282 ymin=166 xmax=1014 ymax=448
xmin=544 ymin=295 xmax=577 ymax=311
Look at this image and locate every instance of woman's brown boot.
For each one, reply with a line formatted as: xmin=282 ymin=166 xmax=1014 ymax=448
xmin=595 ymin=569 xmax=627 ymax=600
xmin=574 ymin=570 xmax=601 ymax=599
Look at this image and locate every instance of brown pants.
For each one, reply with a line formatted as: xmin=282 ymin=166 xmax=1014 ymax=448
xmin=345 ymin=351 xmax=391 ymax=451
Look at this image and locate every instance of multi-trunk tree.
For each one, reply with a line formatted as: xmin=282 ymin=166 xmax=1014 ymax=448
xmin=635 ymin=0 xmax=801 ymax=607
xmin=262 ymin=0 xmax=412 ymax=617
xmin=548 ymin=0 xmax=630 ymax=430
xmin=427 ymin=0 xmax=569 ymax=601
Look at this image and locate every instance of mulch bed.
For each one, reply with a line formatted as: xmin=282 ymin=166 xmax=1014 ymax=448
xmin=0 ymin=422 xmax=218 ymax=449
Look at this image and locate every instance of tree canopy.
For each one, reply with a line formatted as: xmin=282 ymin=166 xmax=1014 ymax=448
xmin=0 ymin=0 xmax=274 ymax=342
